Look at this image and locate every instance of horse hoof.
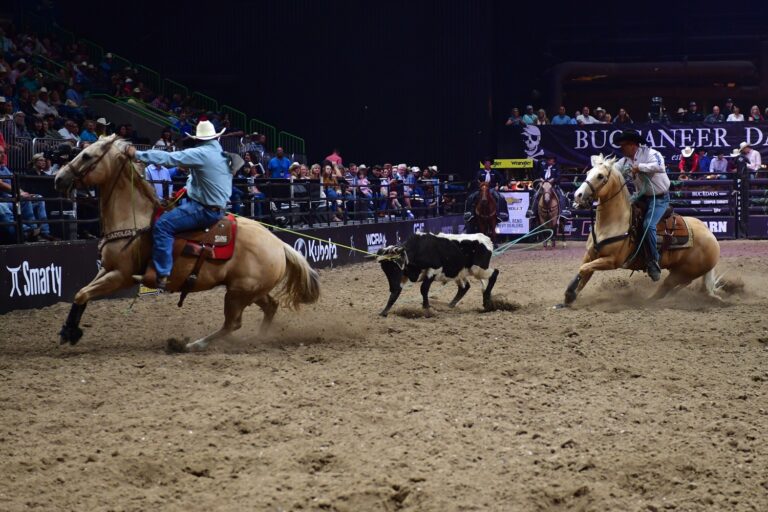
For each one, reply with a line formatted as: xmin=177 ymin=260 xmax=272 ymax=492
xmin=379 ymin=311 xmax=389 ymax=318
xmin=59 ymin=326 xmax=83 ymax=345
xmin=553 ymin=303 xmax=570 ymax=309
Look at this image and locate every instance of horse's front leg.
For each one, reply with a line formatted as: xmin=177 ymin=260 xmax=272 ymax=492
xmin=60 ymin=269 xmax=132 ymax=345
xmin=563 ymin=255 xmax=616 ymax=305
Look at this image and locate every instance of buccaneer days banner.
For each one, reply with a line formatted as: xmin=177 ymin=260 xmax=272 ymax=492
xmin=500 ymin=123 xmax=768 ymax=167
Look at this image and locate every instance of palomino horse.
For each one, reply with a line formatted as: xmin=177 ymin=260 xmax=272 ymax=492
xmin=536 ymin=180 xmax=563 ymax=249
xmin=562 ymin=154 xmax=720 ymax=306
xmin=474 ymin=181 xmax=498 ymax=242
xmin=53 ymin=135 xmax=320 ymax=352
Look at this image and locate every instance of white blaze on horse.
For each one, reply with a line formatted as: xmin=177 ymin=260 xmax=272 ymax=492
xmin=53 ymin=135 xmax=320 ymax=352
xmin=562 ymin=154 xmax=721 ymax=305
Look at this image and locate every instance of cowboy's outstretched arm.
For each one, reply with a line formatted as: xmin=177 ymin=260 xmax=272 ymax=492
xmin=134 ymin=147 xmax=206 ymax=168
xmin=637 ymin=152 xmax=664 ymax=174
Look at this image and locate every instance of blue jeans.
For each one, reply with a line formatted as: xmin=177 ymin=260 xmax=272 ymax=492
xmin=23 ymin=196 xmax=50 ymax=235
xmin=153 ymin=200 xmax=223 ymax=276
xmin=638 ymin=193 xmax=670 ymax=264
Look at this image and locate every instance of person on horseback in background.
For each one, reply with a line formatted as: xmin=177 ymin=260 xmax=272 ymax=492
xmin=463 ymin=173 xmax=509 ymax=229
xmin=125 ymin=120 xmax=231 ymax=291
xmin=526 ymin=155 xmax=571 ymax=219
xmin=475 ymin=158 xmax=505 ymax=190
xmin=615 ymin=129 xmax=669 ymax=282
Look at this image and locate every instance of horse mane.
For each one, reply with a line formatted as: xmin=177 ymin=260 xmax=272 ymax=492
xmin=109 ymin=136 xmax=161 ymax=207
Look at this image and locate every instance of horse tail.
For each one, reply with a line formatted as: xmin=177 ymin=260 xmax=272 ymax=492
xmin=277 ymin=244 xmax=321 ymax=309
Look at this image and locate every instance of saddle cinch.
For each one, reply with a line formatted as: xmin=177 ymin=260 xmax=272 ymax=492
xmin=630 ymin=203 xmax=692 ymax=257
xmin=141 ymin=214 xmax=238 ymax=306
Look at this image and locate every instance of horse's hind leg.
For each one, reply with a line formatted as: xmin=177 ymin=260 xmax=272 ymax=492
xmin=254 ymin=294 xmax=278 ymax=335
xmin=651 ymin=269 xmax=693 ymax=300
xmin=185 ymin=289 xmax=255 ymax=352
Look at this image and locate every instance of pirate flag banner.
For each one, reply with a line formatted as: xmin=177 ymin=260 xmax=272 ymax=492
xmin=499 ymin=122 xmax=768 ymax=167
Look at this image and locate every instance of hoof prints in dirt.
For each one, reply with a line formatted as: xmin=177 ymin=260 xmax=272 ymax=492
xmin=165 ymin=337 xmax=190 ymax=353
xmin=482 ymin=296 xmax=521 ymax=312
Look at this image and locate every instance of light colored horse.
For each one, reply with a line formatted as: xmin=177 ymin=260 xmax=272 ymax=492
xmin=562 ymin=154 xmax=720 ymax=305
xmin=53 ymin=135 xmax=320 ymax=352
xmin=536 ymin=180 xmax=562 ymax=249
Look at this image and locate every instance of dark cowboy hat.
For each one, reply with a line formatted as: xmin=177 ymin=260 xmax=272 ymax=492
xmin=615 ymin=130 xmax=643 ymax=145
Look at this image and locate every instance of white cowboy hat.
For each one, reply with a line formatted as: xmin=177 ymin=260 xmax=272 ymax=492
xmin=730 ymin=148 xmax=741 ymax=157
xmin=739 ymin=141 xmax=750 ymax=150
xmin=106 ymin=52 xmax=113 ymax=58
xmin=96 ymin=117 xmax=111 ymax=126
xmin=39 ymin=87 xmax=48 ymax=93
xmin=681 ymin=146 xmax=694 ymax=158
xmin=185 ymin=120 xmax=226 ymax=140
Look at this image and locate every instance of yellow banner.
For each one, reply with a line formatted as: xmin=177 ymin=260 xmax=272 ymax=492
xmin=480 ymin=159 xmax=533 ymax=169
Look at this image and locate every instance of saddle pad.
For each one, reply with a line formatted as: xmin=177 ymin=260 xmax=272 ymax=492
xmin=656 ymin=213 xmax=692 ymax=250
xmin=173 ymin=214 xmax=238 ymax=260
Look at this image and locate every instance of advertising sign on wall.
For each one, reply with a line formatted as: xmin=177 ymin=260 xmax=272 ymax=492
xmin=497 ymin=192 xmax=530 ymax=234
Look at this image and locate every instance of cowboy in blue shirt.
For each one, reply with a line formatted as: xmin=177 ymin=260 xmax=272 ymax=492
xmin=127 ymin=120 xmax=231 ymax=291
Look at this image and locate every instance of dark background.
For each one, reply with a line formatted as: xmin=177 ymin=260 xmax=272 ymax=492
xmin=15 ymin=1 xmax=768 ymax=176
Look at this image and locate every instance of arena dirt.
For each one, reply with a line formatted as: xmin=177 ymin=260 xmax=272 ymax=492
xmin=1 ymin=240 xmax=767 ymax=511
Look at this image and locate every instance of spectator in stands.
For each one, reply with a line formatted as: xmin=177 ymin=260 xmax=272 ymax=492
xmin=243 ymin=151 xmax=264 ymax=176
xmin=697 ymin=148 xmax=711 ymax=177
xmin=576 ymin=106 xmax=598 ymax=125
xmin=395 ymin=163 xmax=415 ymax=218
xmin=551 ymin=106 xmax=571 ymax=125
xmin=683 ymin=101 xmax=703 ymax=122
xmin=241 ymin=132 xmax=263 ymax=155
xmin=0 ymin=97 xmax=12 ymax=122
xmin=268 ymin=147 xmax=291 ymax=179
xmin=709 ymin=150 xmax=728 ymax=179
xmin=594 ymin=107 xmax=607 ymax=123
xmin=325 ymin=148 xmax=343 ymax=166
xmin=58 ymin=119 xmax=80 ymax=142
xmin=321 ymin=161 xmax=344 ymax=222
xmin=31 ymin=118 xmax=47 ymax=138
xmin=748 ymin=105 xmax=763 ymax=122
xmin=64 ymin=82 xmax=84 ymax=109
xmin=145 ymin=163 xmax=176 ymax=199
xmin=79 ymin=119 xmax=98 ymax=143
xmin=704 ymin=106 xmax=725 ymax=123
xmin=0 ymin=146 xmax=54 ymax=241
xmin=505 ymin=108 xmax=525 ymax=126
xmin=724 ymin=98 xmax=735 ymax=115
xmin=43 ymin=118 xmax=60 ymax=139
xmin=522 ymin=105 xmax=537 ymax=125
xmin=94 ymin=118 xmax=110 ymax=139
xmin=11 ymin=112 xmax=31 ymax=138
xmin=727 ymin=106 xmax=744 ymax=122
xmin=536 ymin=109 xmax=549 ymax=125
xmin=678 ymin=147 xmax=698 ymax=177
xmin=33 ymin=87 xmax=58 ymax=117
xmin=174 ymin=111 xmax=193 ymax=135
xmin=740 ymin=141 xmax=762 ymax=178
xmin=154 ymin=127 xmax=174 ymax=148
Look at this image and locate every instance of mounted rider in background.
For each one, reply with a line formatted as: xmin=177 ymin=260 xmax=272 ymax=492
xmin=126 ymin=120 xmax=232 ymax=291
xmin=614 ymin=129 xmax=669 ymax=282
xmin=526 ymin=155 xmax=570 ymax=219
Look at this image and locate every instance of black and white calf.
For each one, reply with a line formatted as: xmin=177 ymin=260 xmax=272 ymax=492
xmin=376 ymin=233 xmax=499 ymax=317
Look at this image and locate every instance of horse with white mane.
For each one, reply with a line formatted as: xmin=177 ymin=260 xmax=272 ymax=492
xmin=53 ymin=135 xmax=320 ymax=352
xmin=562 ymin=154 xmax=721 ymax=305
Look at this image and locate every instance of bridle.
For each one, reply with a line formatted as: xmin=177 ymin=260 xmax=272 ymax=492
xmin=67 ymin=138 xmax=135 ymax=208
xmin=580 ymin=163 xmax=628 ymax=210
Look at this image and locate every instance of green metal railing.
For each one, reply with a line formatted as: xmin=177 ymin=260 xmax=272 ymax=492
xmin=89 ymin=93 xmax=178 ymax=130
xmin=221 ymin=105 xmax=247 ymax=132
xmin=191 ymin=92 xmax=219 ymax=113
xmin=80 ymin=39 xmax=104 ymax=64
xmin=163 ymin=78 xmax=189 ymax=100
xmin=278 ymin=131 xmax=306 ymax=156
xmin=111 ymin=53 xmax=133 ymax=74
xmin=249 ymin=119 xmax=277 ymax=151
xmin=136 ymin=64 xmax=161 ymax=94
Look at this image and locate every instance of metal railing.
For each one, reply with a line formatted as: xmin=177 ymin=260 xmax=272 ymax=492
xmin=277 ymin=131 xmax=306 ymax=156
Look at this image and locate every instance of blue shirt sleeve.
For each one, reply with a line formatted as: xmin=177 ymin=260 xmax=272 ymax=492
xmin=136 ymin=147 xmax=207 ymax=169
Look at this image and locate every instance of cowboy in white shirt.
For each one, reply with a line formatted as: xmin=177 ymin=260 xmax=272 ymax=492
xmin=739 ymin=142 xmax=762 ymax=178
xmin=33 ymin=88 xmax=59 ymax=117
xmin=615 ymin=130 xmax=669 ymax=281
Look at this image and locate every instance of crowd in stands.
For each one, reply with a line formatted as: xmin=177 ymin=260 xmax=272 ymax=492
xmin=506 ymin=98 xmax=768 ymax=126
